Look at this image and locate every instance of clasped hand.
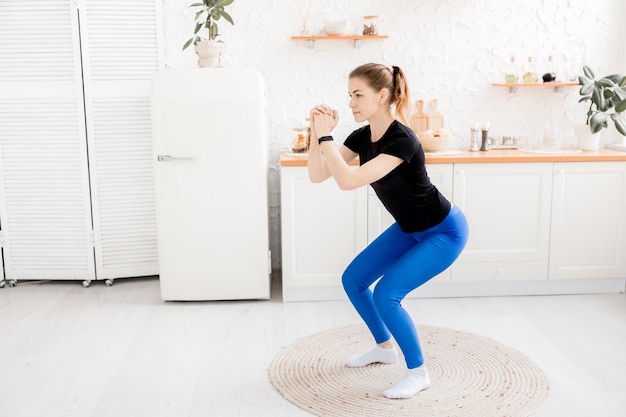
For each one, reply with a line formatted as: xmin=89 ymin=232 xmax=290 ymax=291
xmin=310 ymin=105 xmax=339 ymax=138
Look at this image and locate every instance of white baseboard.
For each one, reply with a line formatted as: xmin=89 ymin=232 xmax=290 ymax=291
xmin=282 ymin=278 xmax=626 ymax=302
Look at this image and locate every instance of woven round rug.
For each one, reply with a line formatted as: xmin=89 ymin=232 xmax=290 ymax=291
xmin=268 ymin=324 xmax=550 ymax=417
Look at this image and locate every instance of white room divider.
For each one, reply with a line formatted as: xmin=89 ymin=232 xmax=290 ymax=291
xmin=0 ymin=0 xmax=163 ymax=286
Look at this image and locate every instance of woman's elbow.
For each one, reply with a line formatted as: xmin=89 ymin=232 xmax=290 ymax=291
xmin=308 ymin=171 xmax=327 ymax=183
xmin=336 ymin=179 xmax=359 ymax=191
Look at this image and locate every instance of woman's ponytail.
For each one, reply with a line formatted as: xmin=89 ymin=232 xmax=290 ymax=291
xmin=391 ymin=65 xmax=410 ymax=126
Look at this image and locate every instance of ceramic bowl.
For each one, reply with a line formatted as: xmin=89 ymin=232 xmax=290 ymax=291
xmin=323 ymin=20 xmax=353 ymax=36
xmin=419 ymin=134 xmax=455 ymax=152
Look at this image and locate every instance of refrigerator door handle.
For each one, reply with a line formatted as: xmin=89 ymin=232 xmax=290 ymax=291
xmin=157 ymin=155 xmax=195 ymax=162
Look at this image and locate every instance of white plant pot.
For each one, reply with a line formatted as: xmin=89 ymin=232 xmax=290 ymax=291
xmin=574 ymin=124 xmax=601 ymax=151
xmin=195 ymin=40 xmax=225 ymax=68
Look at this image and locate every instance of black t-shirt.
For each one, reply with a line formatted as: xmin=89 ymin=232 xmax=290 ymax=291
xmin=344 ymin=120 xmax=451 ymax=232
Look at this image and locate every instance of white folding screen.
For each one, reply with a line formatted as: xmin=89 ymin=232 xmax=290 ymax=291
xmin=0 ymin=0 xmax=162 ymax=283
xmin=0 ymin=0 xmax=96 ymax=281
xmin=79 ymin=0 xmax=162 ymax=279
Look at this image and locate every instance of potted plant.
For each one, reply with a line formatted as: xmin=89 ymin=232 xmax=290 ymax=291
xmin=577 ymin=65 xmax=626 ymax=150
xmin=182 ymin=0 xmax=235 ymax=68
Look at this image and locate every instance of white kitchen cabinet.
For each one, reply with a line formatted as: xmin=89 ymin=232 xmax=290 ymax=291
xmin=281 ymin=166 xmax=368 ymax=301
xmin=549 ymin=162 xmax=626 ymax=280
xmin=451 ymin=163 xmax=553 ymax=282
xmin=280 ymin=157 xmax=626 ymax=300
xmin=366 ymin=164 xmax=454 ymax=284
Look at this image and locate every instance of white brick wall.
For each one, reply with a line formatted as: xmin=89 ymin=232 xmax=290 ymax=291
xmin=160 ymin=0 xmax=625 ymax=267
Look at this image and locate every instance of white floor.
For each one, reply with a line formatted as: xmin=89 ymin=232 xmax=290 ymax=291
xmin=0 ymin=275 xmax=625 ymax=417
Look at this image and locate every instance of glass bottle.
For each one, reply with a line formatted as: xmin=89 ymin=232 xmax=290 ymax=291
xmin=469 ymin=123 xmax=481 ymax=151
xmin=479 ymin=123 xmax=490 ymax=151
xmin=522 ymin=56 xmax=538 ymax=84
xmin=504 ymin=56 xmax=519 ymax=84
xmin=542 ymin=55 xmax=557 ymax=82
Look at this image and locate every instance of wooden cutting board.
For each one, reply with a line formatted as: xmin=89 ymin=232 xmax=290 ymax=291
xmin=427 ymin=99 xmax=444 ymax=131
xmin=410 ymin=100 xmax=428 ymax=133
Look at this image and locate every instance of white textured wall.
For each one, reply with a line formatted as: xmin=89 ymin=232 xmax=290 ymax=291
xmin=161 ymin=0 xmax=625 ymax=268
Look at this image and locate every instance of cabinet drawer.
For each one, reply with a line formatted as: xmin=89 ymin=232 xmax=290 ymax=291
xmin=451 ymin=261 xmax=548 ymax=282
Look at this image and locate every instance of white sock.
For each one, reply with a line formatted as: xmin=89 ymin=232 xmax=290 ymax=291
xmin=383 ymin=366 xmax=432 ymax=399
xmin=346 ymin=346 xmax=398 ymax=367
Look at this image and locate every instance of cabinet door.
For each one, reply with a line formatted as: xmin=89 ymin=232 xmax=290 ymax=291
xmin=281 ymin=167 xmax=367 ymax=297
xmin=451 ymin=163 xmax=552 ymax=281
xmin=550 ymin=162 xmax=626 ymax=279
xmin=0 ymin=1 xmax=96 ymax=281
xmin=367 ymin=164 xmax=453 ymax=284
xmin=79 ymin=0 xmax=163 ymax=279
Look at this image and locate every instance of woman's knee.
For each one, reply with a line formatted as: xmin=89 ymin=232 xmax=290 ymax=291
xmin=372 ymin=283 xmax=399 ymax=313
xmin=341 ymin=264 xmax=358 ymax=292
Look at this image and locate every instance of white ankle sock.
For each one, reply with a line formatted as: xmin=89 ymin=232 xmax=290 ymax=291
xmin=383 ymin=366 xmax=432 ymax=399
xmin=346 ymin=346 xmax=398 ymax=367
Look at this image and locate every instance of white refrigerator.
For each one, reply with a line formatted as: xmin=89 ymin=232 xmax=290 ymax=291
xmin=151 ymin=69 xmax=270 ymax=301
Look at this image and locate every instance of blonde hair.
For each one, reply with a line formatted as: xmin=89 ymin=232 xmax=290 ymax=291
xmin=349 ymin=63 xmax=411 ymax=125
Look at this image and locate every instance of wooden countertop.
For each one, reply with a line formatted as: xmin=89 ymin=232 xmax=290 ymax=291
xmin=280 ymin=149 xmax=626 ymax=166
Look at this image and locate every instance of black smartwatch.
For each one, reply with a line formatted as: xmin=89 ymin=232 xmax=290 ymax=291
xmin=318 ymin=135 xmax=334 ymax=145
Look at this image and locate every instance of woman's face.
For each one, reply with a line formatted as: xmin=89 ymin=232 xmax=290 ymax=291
xmin=348 ymin=77 xmax=387 ymax=123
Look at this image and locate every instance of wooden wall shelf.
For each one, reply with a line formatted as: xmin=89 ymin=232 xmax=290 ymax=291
xmin=492 ymin=82 xmax=580 ymax=93
xmin=291 ymin=35 xmax=388 ymax=49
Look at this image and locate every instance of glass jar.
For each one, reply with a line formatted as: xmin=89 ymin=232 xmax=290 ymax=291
xmin=291 ymin=127 xmax=309 ymax=153
xmin=362 ymin=15 xmax=379 ymax=36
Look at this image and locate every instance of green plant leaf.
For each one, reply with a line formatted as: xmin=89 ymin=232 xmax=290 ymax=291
xmin=593 ymin=87 xmax=606 ymax=110
xmin=194 ymin=21 xmax=203 ymax=34
xmin=620 ymin=76 xmax=626 ymax=87
xmin=596 ymin=78 xmax=615 ymax=88
xmin=604 ymin=74 xmax=623 ymax=84
xmin=189 ymin=2 xmax=204 ymax=7
xmin=616 ymin=88 xmax=626 ymax=101
xmin=583 ymin=65 xmax=595 ymax=79
xmin=210 ymin=22 xmax=219 ymax=40
xmin=611 ymin=113 xmax=626 ymax=136
xmin=219 ymin=0 xmax=235 ymax=6
xmin=578 ymin=96 xmax=591 ymax=103
xmin=221 ymin=10 xmax=234 ymax=25
xmin=607 ymin=98 xmax=615 ymax=109
xmin=182 ymin=37 xmax=194 ymax=50
xmin=616 ymin=98 xmax=626 ymax=113
xmin=590 ymin=112 xmax=607 ymax=133
xmin=578 ymin=75 xmax=591 ymax=85
xmin=604 ymin=89 xmax=615 ymax=99
xmin=211 ymin=8 xmax=220 ymax=20
xmin=580 ymin=83 xmax=594 ymax=95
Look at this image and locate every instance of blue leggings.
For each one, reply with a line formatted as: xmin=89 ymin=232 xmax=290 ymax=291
xmin=342 ymin=205 xmax=469 ymax=369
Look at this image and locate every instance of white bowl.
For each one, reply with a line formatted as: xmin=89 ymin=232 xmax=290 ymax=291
xmin=418 ymin=135 xmax=455 ymax=152
xmin=323 ymin=24 xmax=353 ymax=36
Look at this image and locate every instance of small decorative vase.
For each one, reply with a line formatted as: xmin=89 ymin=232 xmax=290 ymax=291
xmin=195 ymin=40 xmax=225 ymax=68
xmin=574 ymin=124 xmax=601 ymax=151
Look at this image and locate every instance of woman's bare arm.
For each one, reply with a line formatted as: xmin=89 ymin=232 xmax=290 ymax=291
xmin=319 ymin=141 xmax=402 ymax=190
